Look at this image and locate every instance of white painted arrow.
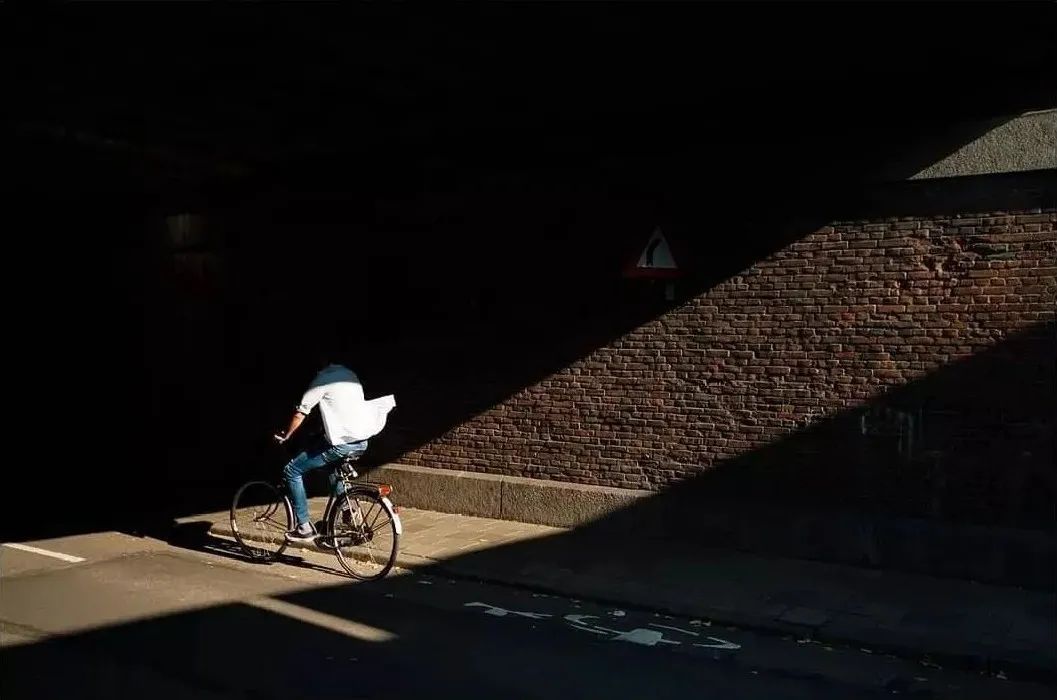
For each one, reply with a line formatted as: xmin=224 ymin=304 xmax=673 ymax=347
xmin=693 ymin=637 xmax=742 ymax=651
xmin=465 ymin=602 xmax=551 ymax=620
xmin=564 ymin=614 xmax=613 ymax=634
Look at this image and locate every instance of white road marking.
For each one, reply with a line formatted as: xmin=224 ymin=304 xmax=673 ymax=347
xmin=564 ymin=614 xmax=611 ymax=634
xmin=465 ymin=602 xmax=551 ymax=620
xmin=613 ymin=628 xmax=680 ymax=647
xmin=648 ymin=623 xmax=740 ymax=649
xmin=693 ymin=637 xmax=742 ymax=651
xmin=469 ymin=603 xmax=745 ymax=654
xmin=2 ymin=543 xmax=86 ymax=563
xmin=650 ymin=623 xmax=699 ymax=636
xmin=565 ymin=615 xmax=681 ymax=646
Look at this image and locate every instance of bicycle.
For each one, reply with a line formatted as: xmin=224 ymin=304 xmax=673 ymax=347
xmin=230 ymin=453 xmax=402 ymax=580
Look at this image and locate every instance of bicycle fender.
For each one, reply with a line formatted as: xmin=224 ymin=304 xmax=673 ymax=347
xmin=380 ymin=496 xmax=403 ymax=535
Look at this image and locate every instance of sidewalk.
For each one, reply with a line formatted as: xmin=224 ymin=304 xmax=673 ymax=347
xmin=189 ymin=499 xmax=1056 ymax=681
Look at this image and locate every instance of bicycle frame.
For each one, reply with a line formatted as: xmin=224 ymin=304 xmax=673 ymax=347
xmin=280 ymin=459 xmax=400 ymax=539
xmin=320 ymin=464 xmax=361 ymax=530
xmin=232 ymin=452 xmax=402 ymax=579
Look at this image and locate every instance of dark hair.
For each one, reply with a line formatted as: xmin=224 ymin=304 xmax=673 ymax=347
xmin=310 ymin=328 xmax=356 ymax=368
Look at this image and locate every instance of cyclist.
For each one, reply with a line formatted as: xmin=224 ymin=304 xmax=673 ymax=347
xmin=274 ymin=360 xmax=396 ymax=543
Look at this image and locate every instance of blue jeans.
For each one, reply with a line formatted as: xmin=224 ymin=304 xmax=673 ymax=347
xmin=282 ymin=437 xmax=368 ymax=526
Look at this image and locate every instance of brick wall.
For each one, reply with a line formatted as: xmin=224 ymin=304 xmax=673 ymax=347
xmin=403 ymin=206 xmax=1056 ymax=526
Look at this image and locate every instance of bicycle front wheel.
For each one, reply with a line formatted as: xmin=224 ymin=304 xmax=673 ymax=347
xmin=327 ymin=488 xmax=400 ymax=580
xmin=231 ymin=480 xmax=291 ymax=562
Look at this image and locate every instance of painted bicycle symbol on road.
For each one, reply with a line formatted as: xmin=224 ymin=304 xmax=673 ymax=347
xmin=465 ymin=602 xmax=741 ymax=651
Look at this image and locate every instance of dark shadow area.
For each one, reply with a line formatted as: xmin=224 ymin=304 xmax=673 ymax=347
xmin=3 ymin=5 xmax=1054 ymax=570
xmin=0 ymin=580 xmax=896 ymax=700
xmin=10 ymin=169 xmax=1053 ymax=541
xmin=5 ymin=7 xmax=1057 ymax=699
xmin=429 ymin=321 xmax=1055 ymax=589
xmin=152 ymin=318 xmax=1052 ymax=591
xmin=5 ymin=502 xmax=1053 ymax=700
xmin=13 ymin=166 xmax=1046 ymax=548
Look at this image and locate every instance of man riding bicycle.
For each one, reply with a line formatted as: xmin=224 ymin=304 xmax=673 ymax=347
xmin=274 ymin=360 xmax=396 ymax=543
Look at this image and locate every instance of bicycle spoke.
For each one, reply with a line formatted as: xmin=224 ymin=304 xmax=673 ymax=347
xmin=231 ymin=481 xmax=290 ymax=561
xmin=330 ymin=491 xmax=398 ymax=580
xmin=368 ymin=516 xmax=393 ymax=536
xmin=365 ymin=503 xmax=384 ymax=531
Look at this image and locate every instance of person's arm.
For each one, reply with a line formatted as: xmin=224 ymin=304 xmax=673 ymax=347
xmin=274 ymin=411 xmax=307 ymax=444
xmin=274 ymin=375 xmax=327 ymax=443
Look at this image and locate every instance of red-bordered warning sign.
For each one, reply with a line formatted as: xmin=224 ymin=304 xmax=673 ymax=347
xmin=623 ymin=227 xmax=682 ymax=279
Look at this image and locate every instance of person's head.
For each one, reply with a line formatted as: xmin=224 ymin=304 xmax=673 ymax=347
xmin=310 ymin=349 xmax=334 ymax=369
xmin=309 ymin=328 xmax=355 ymax=370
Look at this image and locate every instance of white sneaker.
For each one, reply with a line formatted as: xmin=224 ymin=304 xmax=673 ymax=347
xmin=284 ymin=524 xmax=317 ymax=544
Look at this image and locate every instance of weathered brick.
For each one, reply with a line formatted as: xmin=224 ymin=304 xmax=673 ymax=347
xmin=404 ymin=205 xmax=1056 ymax=526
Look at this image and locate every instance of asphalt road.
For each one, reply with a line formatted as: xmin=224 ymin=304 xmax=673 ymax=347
xmin=1 ymin=530 xmax=1049 ymax=699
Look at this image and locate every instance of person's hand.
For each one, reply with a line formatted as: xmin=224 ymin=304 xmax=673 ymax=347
xmin=273 ymin=433 xmax=287 ymax=445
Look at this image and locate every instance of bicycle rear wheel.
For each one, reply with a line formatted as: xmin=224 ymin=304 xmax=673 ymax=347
xmin=231 ymin=480 xmax=292 ymax=561
xmin=327 ymin=488 xmax=400 ymax=580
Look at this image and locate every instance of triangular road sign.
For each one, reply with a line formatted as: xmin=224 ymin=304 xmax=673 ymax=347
xmin=624 ymin=227 xmax=682 ymax=279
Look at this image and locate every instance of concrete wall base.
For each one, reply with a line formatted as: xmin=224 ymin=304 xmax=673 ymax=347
xmin=365 ymin=463 xmax=1056 ymax=589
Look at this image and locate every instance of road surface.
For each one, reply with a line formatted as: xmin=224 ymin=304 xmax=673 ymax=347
xmin=1 ymin=528 xmax=1048 ymax=699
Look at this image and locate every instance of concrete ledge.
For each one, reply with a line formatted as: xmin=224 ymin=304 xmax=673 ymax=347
xmin=361 ymin=463 xmax=1056 ymax=589
xmin=500 ymin=476 xmax=651 ymax=529
xmin=362 ymin=463 xmax=504 ymax=520
xmin=361 ymin=463 xmax=651 ymax=528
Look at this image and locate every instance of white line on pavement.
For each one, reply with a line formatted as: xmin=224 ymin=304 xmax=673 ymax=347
xmin=2 ymin=542 xmax=86 ymax=563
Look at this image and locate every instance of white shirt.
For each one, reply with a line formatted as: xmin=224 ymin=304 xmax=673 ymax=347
xmin=296 ymin=364 xmax=396 ymax=445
